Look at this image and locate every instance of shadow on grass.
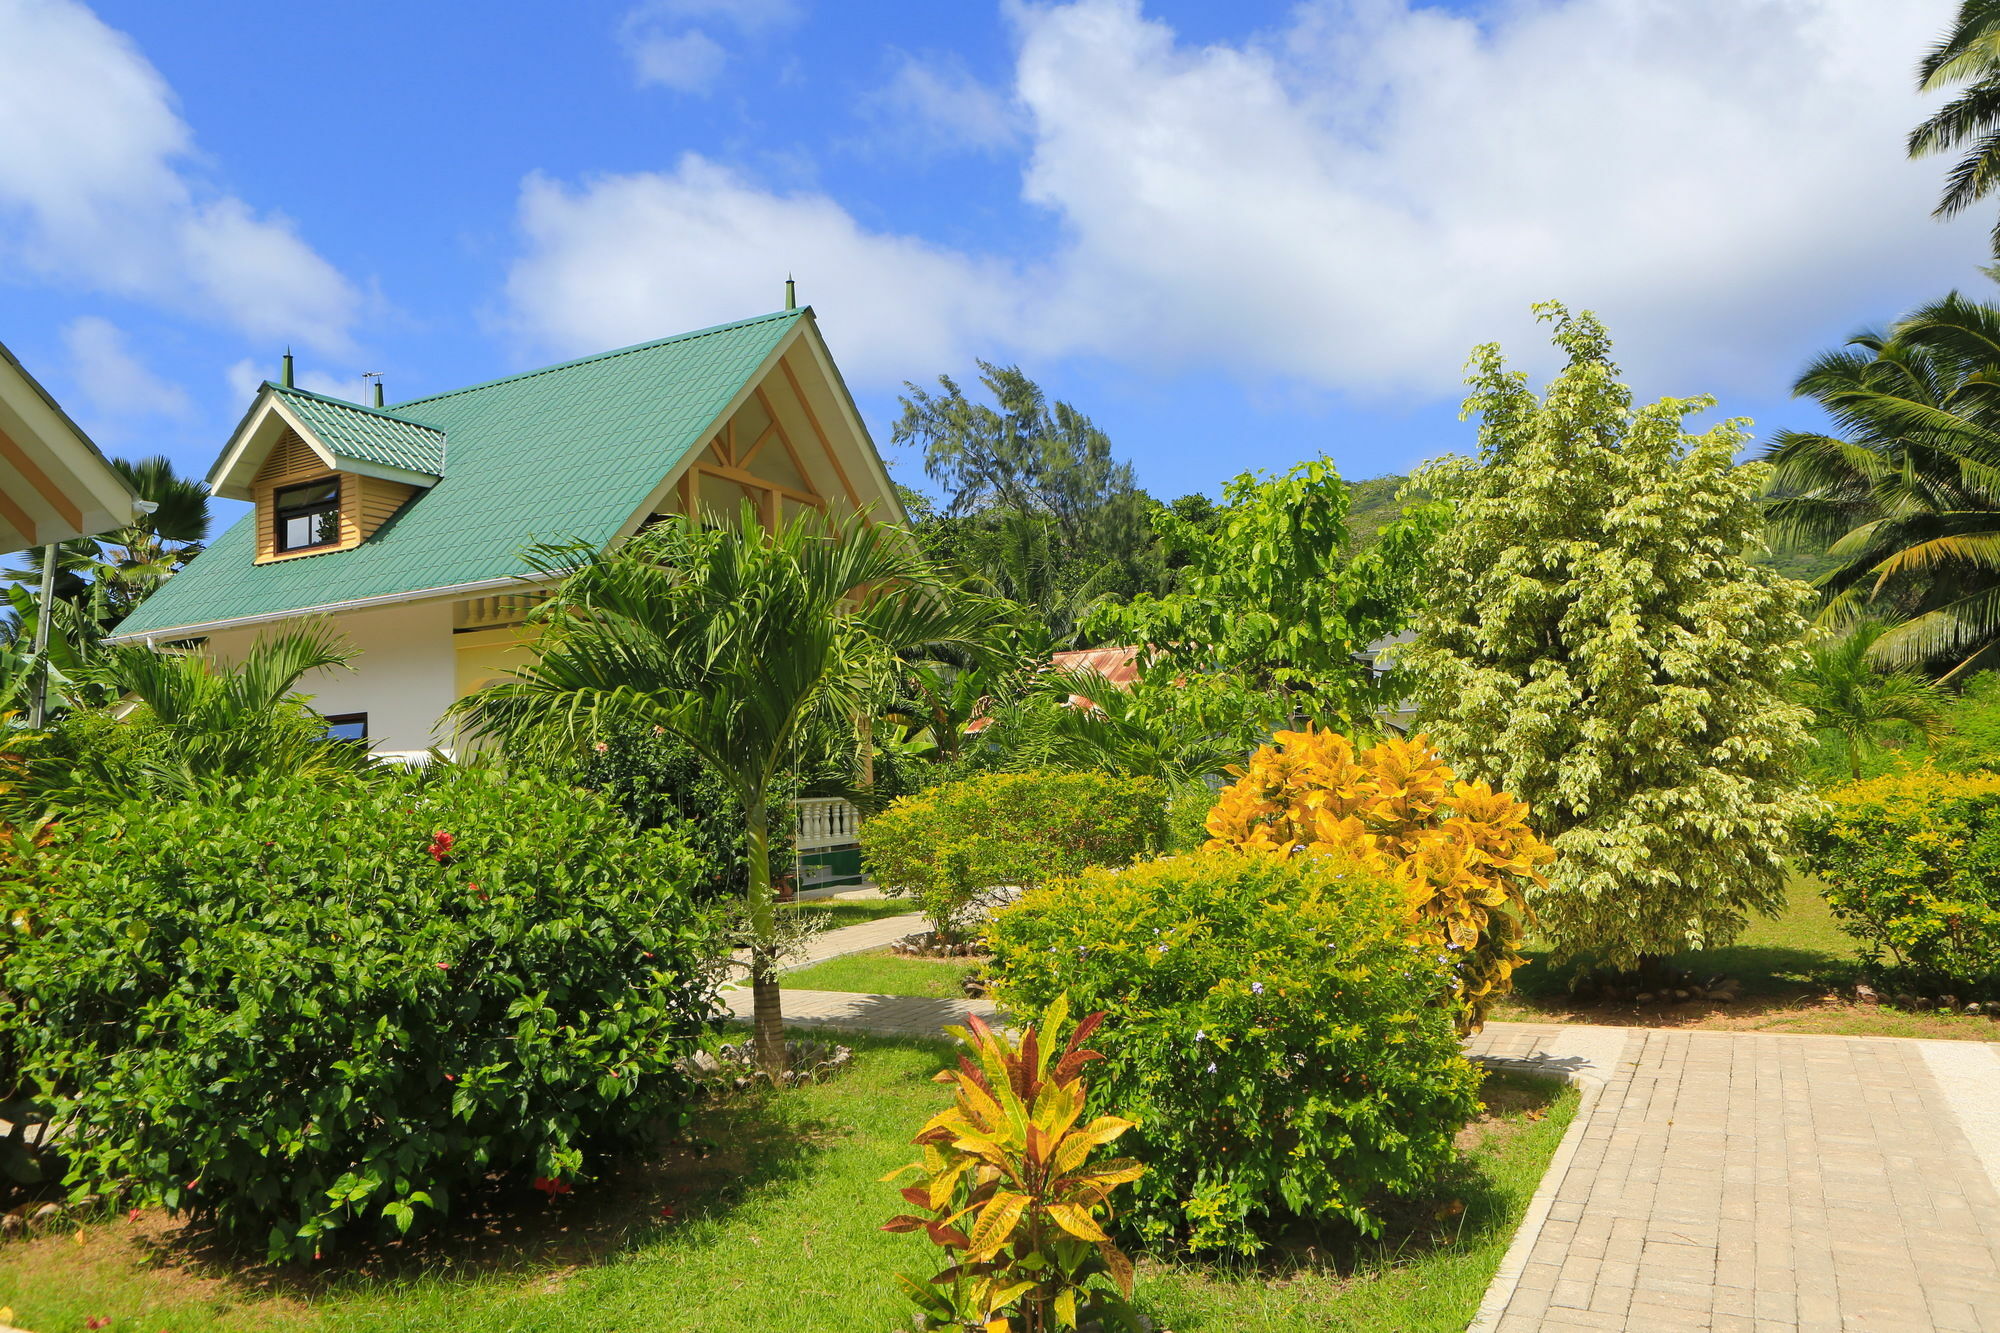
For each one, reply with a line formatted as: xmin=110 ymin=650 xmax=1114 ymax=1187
xmin=126 ymin=1033 xmax=954 ymax=1303
xmin=1134 ymin=1070 xmax=1561 ymax=1318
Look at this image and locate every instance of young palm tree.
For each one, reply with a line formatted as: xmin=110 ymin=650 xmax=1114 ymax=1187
xmin=1763 ymin=293 xmax=2000 ymax=675
xmin=1910 ymin=1 xmax=2000 ymax=247
xmin=1791 ymin=622 xmax=1950 ymax=779
xmin=449 ymin=507 xmax=1009 ymax=1073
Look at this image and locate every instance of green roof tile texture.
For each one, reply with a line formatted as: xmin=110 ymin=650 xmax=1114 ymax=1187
xmin=115 ymin=309 xmax=802 ymax=637
xmin=271 ymin=386 xmax=447 ymax=477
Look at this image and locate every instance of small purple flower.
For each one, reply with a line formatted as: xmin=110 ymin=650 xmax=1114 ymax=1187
xmin=1195 ymin=1029 xmax=1206 ymax=1042
xmin=1206 ymin=1061 xmax=1217 ymax=1073
xmin=1251 ymin=982 xmax=1264 ymax=995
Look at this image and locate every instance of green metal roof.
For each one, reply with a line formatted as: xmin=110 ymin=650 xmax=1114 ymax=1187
xmin=114 ymin=309 xmax=804 ymax=638
xmin=271 ymin=386 xmax=446 ymax=477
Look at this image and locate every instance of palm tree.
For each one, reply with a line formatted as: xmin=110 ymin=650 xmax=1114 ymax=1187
xmin=1791 ymin=622 xmax=1950 ymax=779
xmin=1910 ymin=1 xmax=2000 ymax=247
xmin=449 ymin=507 xmax=1010 ymax=1073
xmin=5 ymin=453 xmax=211 ymax=631
xmin=1763 ymin=293 xmax=2000 ymax=676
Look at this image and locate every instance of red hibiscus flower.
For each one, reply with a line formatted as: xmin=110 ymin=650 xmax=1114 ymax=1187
xmin=530 ymin=1176 xmax=573 ymax=1196
xmin=426 ymin=830 xmax=455 ymax=864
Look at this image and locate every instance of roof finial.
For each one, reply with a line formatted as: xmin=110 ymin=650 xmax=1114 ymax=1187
xmin=361 ymin=371 xmax=384 ymax=407
xmin=785 ymin=276 xmax=796 ymax=311
xmin=281 ymin=348 xmax=295 ymax=388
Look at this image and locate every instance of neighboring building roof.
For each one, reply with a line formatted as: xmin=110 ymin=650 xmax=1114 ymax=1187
xmin=113 ymin=309 xmax=806 ymax=639
xmin=0 ymin=337 xmax=141 ymax=549
xmin=270 ymin=386 xmax=446 ymax=478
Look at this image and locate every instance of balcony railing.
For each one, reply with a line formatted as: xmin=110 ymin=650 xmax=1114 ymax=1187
xmin=795 ymin=796 xmax=861 ymax=852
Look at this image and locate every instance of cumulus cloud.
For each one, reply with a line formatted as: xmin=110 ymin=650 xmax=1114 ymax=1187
xmin=0 ymin=0 xmax=359 ymax=353
xmin=522 ymin=0 xmax=1987 ymax=399
xmin=504 ymin=159 xmax=1023 ymax=382
xmin=61 ymin=316 xmax=190 ymax=418
xmin=862 ymin=52 xmax=1022 ymax=156
xmin=620 ymin=0 xmax=801 ymax=93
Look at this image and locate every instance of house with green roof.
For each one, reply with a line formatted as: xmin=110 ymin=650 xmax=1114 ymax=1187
xmin=108 ymin=305 xmax=906 ymax=757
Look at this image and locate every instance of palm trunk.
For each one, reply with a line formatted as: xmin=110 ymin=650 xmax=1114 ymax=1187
xmin=745 ymin=801 xmax=788 ymax=1077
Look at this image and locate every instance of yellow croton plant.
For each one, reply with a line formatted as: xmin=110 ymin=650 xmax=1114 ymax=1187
xmin=1205 ymin=727 xmax=1554 ymax=1030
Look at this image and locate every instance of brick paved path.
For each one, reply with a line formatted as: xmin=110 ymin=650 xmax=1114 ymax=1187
xmin=1466 ymin=1022 xmax=2000 ymax=1333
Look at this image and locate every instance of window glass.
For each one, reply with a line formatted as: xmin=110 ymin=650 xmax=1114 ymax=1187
xmin=322 ymin=713 xmax=367 ymax=742
xmin=274 ymin=478 xmax=340 ymax=552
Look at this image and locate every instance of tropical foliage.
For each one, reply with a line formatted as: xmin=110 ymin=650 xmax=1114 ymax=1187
xmin=1790 ymin=621 xmax=1950 ymax=780
xmin=449 ymin=508 xmax=1008 ymax=1072
xmin=862 ymin=770 xmax=1167 ymax=944
xmin=1 ymin=767 xmax=720 ymax=1260
xmin=882 ymin=999 xmax=1145 ymax=1333
xmin=1407 ymin=304 xmax=1817 ymax=968
xmin=1763 ymin=293 xmax=2000 ymax=676
xmin=1795 ymin=767 xmax=2000 ymax=992
xmin=1204 ymin=728 xmax=1551 ymax=1031
xmin=1908 ymin=1 xmax=2000 ymax=248
xmin=989 ymin=851 xmax=1481 ymax=1255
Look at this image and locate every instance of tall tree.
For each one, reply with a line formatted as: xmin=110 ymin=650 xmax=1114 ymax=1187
xmin=450 ymin=509 xmax=1007 ymax=1074
xmin=1091 ymin=456 xmax=1437 ymax=734
xmin=1762 ymin=293 xmax=2000 ymax=676
xmin=1909 ymin=1 xmax=2000 ymax=248
xmin=5 ymin=454 xmax=211 ymax=632
xmin=1404 ymin=305 xmax=1816 ymax=970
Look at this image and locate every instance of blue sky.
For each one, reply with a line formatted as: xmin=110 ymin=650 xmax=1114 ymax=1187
xmin=0 ymin=0 xmax=1990 ymax=534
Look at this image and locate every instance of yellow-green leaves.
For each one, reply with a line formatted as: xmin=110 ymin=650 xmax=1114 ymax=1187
xmin=883 ymin=1004 xmax=1144 ymax=1331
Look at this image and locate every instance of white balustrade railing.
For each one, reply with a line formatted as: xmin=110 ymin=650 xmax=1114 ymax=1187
xmin=794 ymin=796 xmax=861 ymax=852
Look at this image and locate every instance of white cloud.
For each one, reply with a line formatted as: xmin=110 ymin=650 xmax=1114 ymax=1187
xmin=627 ymin=27 xmax=727 ymax=93
xmin=620 ymin=0 xmax=802 ymax=93
xmin=61 ymin=316 xmax=190 ymax=418
xmin=0 ymin=0 xmax=359 ymax=353
xmin=863 ymin=52 xmax=1022 ymax=156
xmin=521 ymin=0 xmax=1988 ymax=400
xmin=504 ymin=159 xmax=1023 ymax=382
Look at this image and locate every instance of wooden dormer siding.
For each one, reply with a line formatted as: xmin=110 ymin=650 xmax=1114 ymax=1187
xmin=251 ymin=428 xmax=416 ymax=564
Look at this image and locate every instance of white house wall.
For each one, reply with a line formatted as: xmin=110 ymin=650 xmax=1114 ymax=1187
xmin=202 ymin=598 xmax=458 ymax=756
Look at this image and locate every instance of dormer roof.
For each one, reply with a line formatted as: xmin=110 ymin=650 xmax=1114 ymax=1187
xmin=207 ymin=384 xmax=446 ymax=500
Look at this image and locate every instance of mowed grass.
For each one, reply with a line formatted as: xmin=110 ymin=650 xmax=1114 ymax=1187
xmin=783 ymin=946 xmax=980 ymax=998
xmin=0 ymin=1047 xmax=1574 ymax=1333
xmin=783 ymin=895 xmax=919 ymax=929
xmin=1493 ymin=876 xmax=1999 ymax=1041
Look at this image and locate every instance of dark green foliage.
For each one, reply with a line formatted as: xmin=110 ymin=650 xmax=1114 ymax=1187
xmin=862 ymin=770 xmax=1168 ymax=943
xmin=2 ymin=768 xmax=721 ymax=1260
xmin=987 ymin=851 xmax=1482 ymax=1256
xmin=561 ymin=719 xmax=795 ymax=899
xmin=1796 ymin=768 xmax=2000 ymax=993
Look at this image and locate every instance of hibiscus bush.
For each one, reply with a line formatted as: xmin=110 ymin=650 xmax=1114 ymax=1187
xmin=862 ymin=770 xmax=1167 ymax=944
xmin=987 ymin=850 xmax=1481 ymax=1256
xmin=0 ymin=766 xmax=722 ymax=1259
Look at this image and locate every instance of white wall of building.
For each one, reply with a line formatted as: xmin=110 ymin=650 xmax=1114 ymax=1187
xmin=204 ymin=597 xmax=459 ymax=756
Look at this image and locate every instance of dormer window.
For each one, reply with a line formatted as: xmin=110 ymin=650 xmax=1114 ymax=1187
xmin=274 ymin=478 xmax=341 ymax=552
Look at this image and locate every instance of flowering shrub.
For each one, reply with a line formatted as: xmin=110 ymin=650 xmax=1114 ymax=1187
xmin=0 ymin=767 xmax=721 ymax=1259
xmin=884 ymin=997 xmax=1144 ymax=1331
xmin=987 ymin=851 xmax=1481 ymax=1255
xmin=863 ymin=771 xmax=1168 ymax=945
xmin=1205 ymin=727 xmax=1552 ymax=1030
xmin=1795 ymin=769 xmax=2000 ymax=992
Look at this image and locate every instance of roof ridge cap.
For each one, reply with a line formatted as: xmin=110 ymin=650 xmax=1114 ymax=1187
xmin=270 ymin=382 xmax=445 ymax=431
xmin=385 ymin=308 xmax=804 ymax=410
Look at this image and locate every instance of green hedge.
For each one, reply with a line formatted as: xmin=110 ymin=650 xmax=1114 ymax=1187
xmin=2 ymin=767 xmax=722 ymax=1259
xmin=987 ymin=850 xmax=1481 ymax=1256
xmin=1796 ymin=768 xmax=2000 ymax=992
xmin=861 ymin=770 xmax=1167 ymax=943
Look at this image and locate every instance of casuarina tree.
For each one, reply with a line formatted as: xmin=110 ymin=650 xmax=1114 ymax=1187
xmin=1403 ymin=304 xmax=1817 ymax=970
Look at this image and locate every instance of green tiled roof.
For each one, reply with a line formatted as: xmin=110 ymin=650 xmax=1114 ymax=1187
xmin=115 ymin=309 xmax=803 ymax=638
xmin=271 ymin=386 xmax=446 ymax=477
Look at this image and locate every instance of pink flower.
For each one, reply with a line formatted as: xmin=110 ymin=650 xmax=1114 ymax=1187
xmin=127 ymin=1207 xmax=141 ymax=1222
xmin=592 ymin=741 xmax=609 ymax=753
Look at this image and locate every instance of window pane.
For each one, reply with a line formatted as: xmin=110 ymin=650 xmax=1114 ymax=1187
xmin=275 ymin=480 xmax=338 ymax=509
xmin=322 ymin=714 xmax=366 ymax=742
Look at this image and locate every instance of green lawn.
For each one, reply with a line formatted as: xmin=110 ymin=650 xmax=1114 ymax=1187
xmin=0 ymin=1044 xmax=1574 ymax=1333
xmin=782 ymin=896 xmax=919 ymax=929
xmin=1493 ymin=876 xmax=1999 ymax=1040
xmin=783 ymin=945 xmax=979 ymax=998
